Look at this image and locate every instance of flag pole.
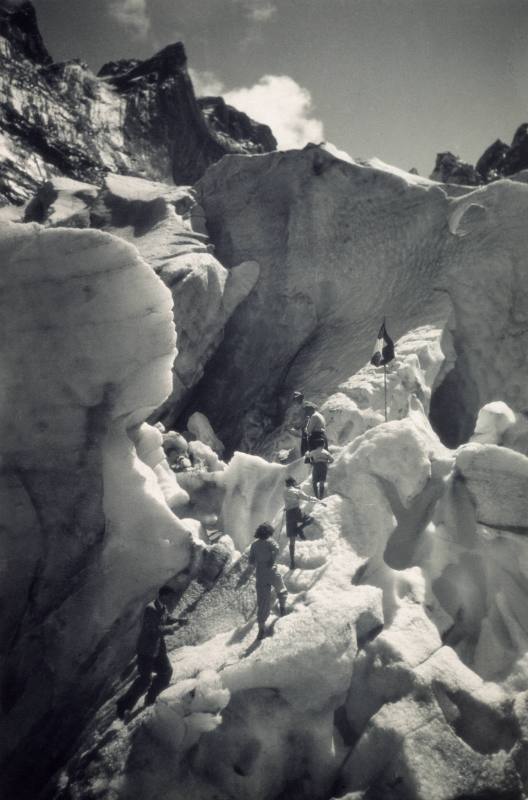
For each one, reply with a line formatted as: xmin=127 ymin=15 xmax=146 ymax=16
xmin=384 ymin=362 xmax=388 ymax=422
xmin=383 ymin=315 xmax=387 ymax=421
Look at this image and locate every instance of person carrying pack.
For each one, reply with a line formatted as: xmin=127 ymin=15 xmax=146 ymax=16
xmin=306 ymin=408 xmax=328 ymax=450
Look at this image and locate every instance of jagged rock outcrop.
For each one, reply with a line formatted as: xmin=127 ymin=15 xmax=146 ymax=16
xmin=0 ymin=1 xmax=276 ymax=205
xmin=475 ymin=138 xmax=510 ymax=182
xmin=429 ymin=151 xmax=482 ymax=185
xmin=503 ymin=122 xmax=528 ymax=175
xmin=0 ymin=221 xmax=198 ymax=799
xmin=432 ymin=123 xmax=528 ymax=186
xmin=0 ymin=0 xmax=50 ymax=64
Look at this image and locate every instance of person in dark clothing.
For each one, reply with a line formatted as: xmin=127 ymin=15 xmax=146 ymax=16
xmin=117 ymin=587 xmax=187 ymax=720
xmin=248 ymin=522 xmax=288 ymax=638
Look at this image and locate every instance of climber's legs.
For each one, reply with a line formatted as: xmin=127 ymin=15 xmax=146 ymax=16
xmin=256 ymin=580 xmax=272 ymax=637
xmin=288 ymin=536 xmax=296 ymax=569
xmin=145 ymin=644 xmax=173 ymax=706
xmin=312 ymin=463 xmax=327 ymax=500
xmin=270 ymin=570 xmax=288 ymax=616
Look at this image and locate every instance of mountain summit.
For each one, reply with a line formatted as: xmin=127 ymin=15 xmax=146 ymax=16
xmin=0 ymin=1 xmax=276 ymax=204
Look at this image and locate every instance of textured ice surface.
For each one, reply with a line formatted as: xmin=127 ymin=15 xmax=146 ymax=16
xmin=0 ymin=222 xmax=196 ymax=796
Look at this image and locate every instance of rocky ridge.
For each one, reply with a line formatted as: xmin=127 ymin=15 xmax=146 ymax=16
xmin=0 ymin=0 xmax=275 ymax=205
xmin=430 ymin=122 xmax=528 ymax=185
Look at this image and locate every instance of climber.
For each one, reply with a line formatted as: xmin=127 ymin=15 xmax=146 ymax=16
xmin=307 ymin=439 xmax=334 ymax=499
xmin=116 ymin=587 xmax=188 ymax=720
xmin=283 ymin=390 xmax=307 ymax=447
xmin=306 ymin=406 xmax=328 ymax=450
xmin=284 ymin=476 xmax=318 ymax=569
xmin=248 ymin=522 xmax=288 ymax=638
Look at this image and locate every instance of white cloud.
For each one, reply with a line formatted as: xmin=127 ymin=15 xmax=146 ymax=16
xmin=189 ymin=70 xmax=324 ymax=151
xmin=247 ymin=3 xmax=277 ymax=22
xmin=188 ymin=68 xmax=225 ymax=97
xmin=232 ymin=1 xmax=277 ymax=22
xmin=109 ymin=0 xmax=150 ymax=39
xmin=224 ymin=75 xmax=325 ymax=150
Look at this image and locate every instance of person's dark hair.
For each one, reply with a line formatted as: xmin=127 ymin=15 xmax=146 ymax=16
xmin=159 ymin=586 xmax=175 ymax=599
xmin=312 ymin=439 xmax=325 ymax=449
xmin=254 ymin=522 xmax=274 ymax=539
xmin=285 ymin=476 xmax=297 ymax=486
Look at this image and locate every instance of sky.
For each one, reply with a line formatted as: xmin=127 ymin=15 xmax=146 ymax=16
xmin=30 ymin=0 xmax=528 ymax=175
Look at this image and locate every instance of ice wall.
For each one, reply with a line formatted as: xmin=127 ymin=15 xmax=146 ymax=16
xmin=187 ymin=147 xmax=528 ymax=453
xmin=0 ymin=222 xmax=195 ymax=798
xmin=24 ymin=172 xmax=260 ymax=424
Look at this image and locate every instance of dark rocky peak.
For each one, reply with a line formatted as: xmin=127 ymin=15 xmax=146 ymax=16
xmin=476 ymin=138 xmax=509 ymax=182
xmin=510 ymin=121 xmax=528 ymax=150
xmin=199 ymin=96 xmax=276 ymax=152
xmin=0 ymin=0 xmax=51 ymax=65
xmin=97 ymin=58 xmax=142 ymax=79
xmin=429 ymin=151 xmax=481 ymax=186
xmin=0 ymin=12 xmax=276 ymax=203
xmin=99 ymin=42 xmax=187 ymax=88
xmin=503 ymin=122 xmax=528 ymax=175
xmin=431 ymin=123 xmax=528 ymax=186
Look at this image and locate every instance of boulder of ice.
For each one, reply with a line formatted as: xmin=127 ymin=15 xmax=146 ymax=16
xmin=470 ymin=400 xmax=517 ymax=444
xmin=24 ymin=173 xmax=261 ymax=426
xmin=0 ymin=221 xmax=196 ymax=796
xmin=187 ymin=411 xmax=225 ymax=456
xmin=132 ymin=422 xmax=190 ymax=508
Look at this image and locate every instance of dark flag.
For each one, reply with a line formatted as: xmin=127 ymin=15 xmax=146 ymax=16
xmin=370 ymin=321 xmax=395 ymax=367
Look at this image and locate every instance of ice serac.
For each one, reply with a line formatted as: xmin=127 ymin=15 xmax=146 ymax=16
xmin=24 ymin=172 xmax=260 ymax=419
xmin=0 ymin=222 xmax=195 ymax=798
xmin=0 ymin=2 xmax=276 ymax=205
xmin=441 ymin=180 xmax=528 ymax=436
xmin=61 ymin=399 xmax=528 ymax=799
xmin=186 ymin=147 xmax=528 ymax=452
xmin=190 ymin=146 xmax=453 ymax=448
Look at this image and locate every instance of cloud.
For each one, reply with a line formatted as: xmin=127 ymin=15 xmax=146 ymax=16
xmin=223 ymin=75 xmax=324 ymax=150
xmin=190 ymin=70 xmax=324 ymax=151
xmin=231 ymin=0 xmax=277 ymax=46
xmin=188 ymin=68 xmax=225 ymax=97
xmin=247 ymin=3 xmax=277 ymax=22
xmin=108 ymin=0 xmax=150 ymax=39
xmin=232 ymin=1 xmax=277 ymax=22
